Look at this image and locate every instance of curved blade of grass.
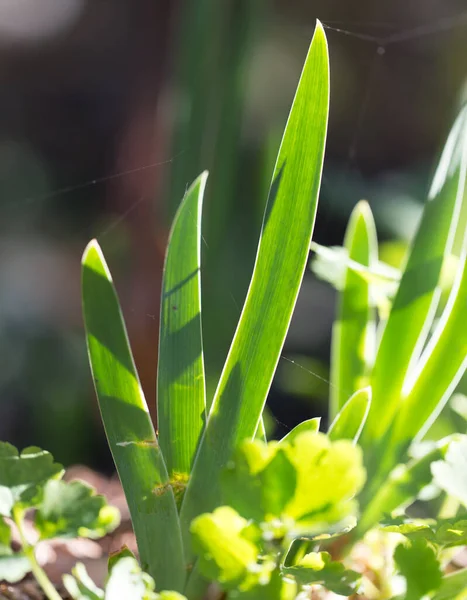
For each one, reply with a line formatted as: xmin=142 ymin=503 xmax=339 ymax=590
xmin=328 ymin=387 xmax=371 ymax=444
xmin=157 ymin=172 xmax=207 ymax=480
xmin=329 ymin=201 xmax=377 ymax=419
xmin=362 ymin=252 xmax=467 ymax=501
xmin=180 ymin=21 xmax=329 ymax=564
xmin=82 ymin=242 xmax=185 ymax=590
xmin=279 ymin=418 xmax=321 ymax=444
xmin=363 ymin=105 xmax=467 ymax=446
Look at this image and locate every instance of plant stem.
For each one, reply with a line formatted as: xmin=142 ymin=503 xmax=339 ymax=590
xmin=12 ymin=506 xmax=63 ymax=600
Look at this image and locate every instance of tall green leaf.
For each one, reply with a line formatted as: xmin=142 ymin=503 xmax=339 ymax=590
xmin=362 ymin=105 xmax=467 ymax=447
xmin=180 ymin=20 xmax=329 ymax=567
xmin=366 ymin=251 xmax=467 ymax=491
xmin=330 ymin=201 xmax=377 ymax=418
xmin=157 ymin=173 xmax=207 ymax=479
xmin=82 ymin=242 xmax=185 ymax=591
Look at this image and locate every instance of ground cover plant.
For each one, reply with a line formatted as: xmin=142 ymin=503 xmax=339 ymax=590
xmin=2 ymin=20 xmax=467 ymax=600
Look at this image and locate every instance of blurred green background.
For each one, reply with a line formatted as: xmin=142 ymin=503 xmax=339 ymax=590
xmin=0 ymin=0 xmax=466 ymax=470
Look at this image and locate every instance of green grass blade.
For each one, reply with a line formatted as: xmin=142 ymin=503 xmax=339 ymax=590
xmin=279 ymin=418 xmax=321 ymax=444
xmin=361 ymin=252 xmax=467 ymax=501
xmin=363 ymin=105 xmax=467 ymax=446
xmin=391 ymin=252 xmax=467 ymax=451
xmin=81 ymin=242 xmax=185 ymax=591
xmin=328 ymin=387 xmax=371 ymax=444
xmin=329 ymin=201 xmax=377 ymax=419
xmin=180 ymin=21 xmax=329 ymax=563
xmin=157 ymin=173 xmax=208 ymax=479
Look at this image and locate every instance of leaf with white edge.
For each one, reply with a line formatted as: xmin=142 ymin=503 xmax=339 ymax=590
xmin=394 ymin=539 xmax=442 ymax=600
xmin=35 ymin=479 xmax=120 ymax=540
xmin=282 ymin=551 xmax=361 ymax=596
xmin=279 ymin=418 xmax=320 ymax=444
xmin=222 ymin=440 xmax=297 ymax=522
xmin=283 ymin=432 xmax=366 ymax=532
xmin=0 ymin=443 xmax=63 ymax=516
xmin=432 ymin=437 xmax=467 ymax=506
xmin=63 ymin=562 xmax=104 ymax=600
xmin=328 ymin=387 xmax=371 ymax=444
xmin=106 ymin=556 xmax=158 ymax=600
xmin=190 ymin=506 xmax=259 ymax=589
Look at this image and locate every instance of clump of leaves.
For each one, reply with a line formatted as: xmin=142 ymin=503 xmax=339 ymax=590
xmin=0 ymin=442 xmax=119 ymax=599
xmin=190 ymin=431 xmax=365 ymax=598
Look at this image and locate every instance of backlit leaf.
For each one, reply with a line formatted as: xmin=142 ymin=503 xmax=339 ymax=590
xmin=190 ymin=507 xmax=259 ymax=589
xmin=35 ymin=479 xmax=120 ymax=540
xmin=0 ymin=443 xmax=63 ymax=516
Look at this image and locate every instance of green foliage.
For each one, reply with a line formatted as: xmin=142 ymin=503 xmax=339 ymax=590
xmin=28 ymin=12 xmax=467 ymax=600
xmin=35 ymin=479 xmax=120 ymax=540
xmin=0 ymin=442 xmax=63 ymax=516
xmin=178 ymin=22 xmax=329 ymax=568
xmin=381 ymin=513 xmax=467 ymax=548
xmin=157 ymin=173 xmax=207 ymax=479
xmin=328 ymin=201 xmax=378 ymax=417
xmin=82 ymin=241 xmax=185 ymax=591
xmin=81 ymin=20 xmax=330 ymax=599
xmin=221 ymin=432 xmax=365 ymax=534
xmin=189 ymin=434 xmax=364 ymax=599
xmin=190 ymin=507 xmax=260 ymax=589
xmin=394 ymin=539 xmax=443 ymax=600
xmin=0 ymin=443 xmax=119 ymax=599
xmin=282 ymin=551 xmax=361 ymax=596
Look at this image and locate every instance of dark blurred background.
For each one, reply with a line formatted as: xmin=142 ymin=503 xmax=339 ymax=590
xmin=0 ymin=0 xmax=466 ymax=470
